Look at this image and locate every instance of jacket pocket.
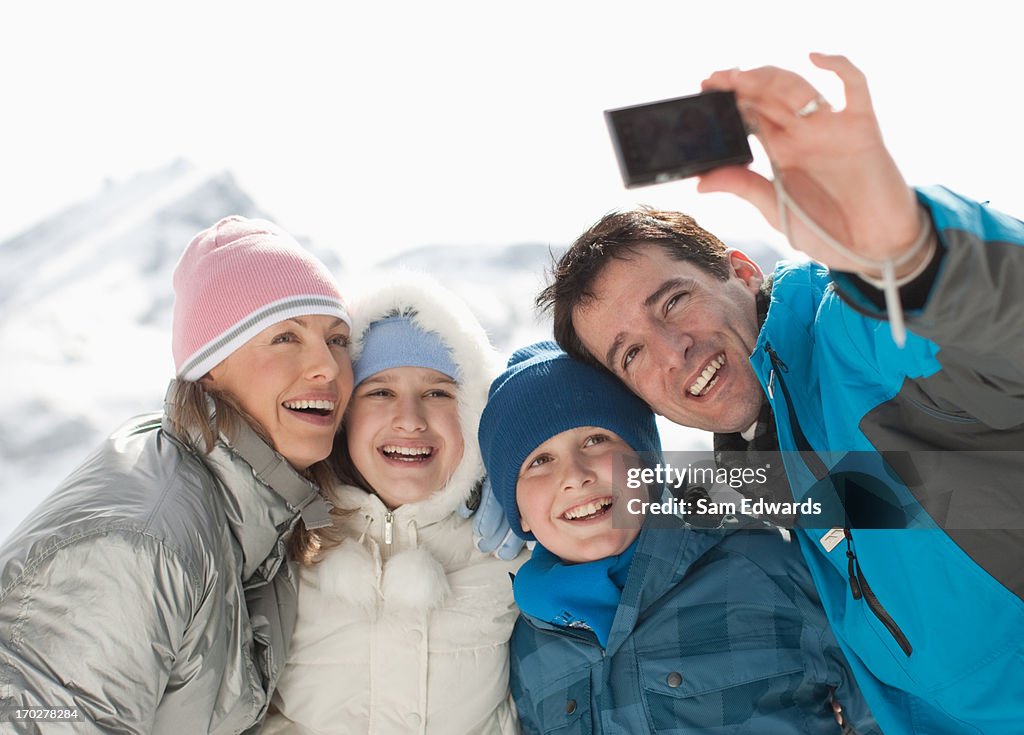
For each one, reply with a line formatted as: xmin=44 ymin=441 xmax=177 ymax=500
xmin=639 ymin=647 xmax=807 ymax=731
xmin=522 ymin=672 xmax=592 ymax=735
xmin=905 ymin=395 xmax=979 ymax=424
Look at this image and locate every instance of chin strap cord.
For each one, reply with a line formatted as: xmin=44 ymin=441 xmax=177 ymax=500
xmin=771 ymin=168 xmax=934 ymax=348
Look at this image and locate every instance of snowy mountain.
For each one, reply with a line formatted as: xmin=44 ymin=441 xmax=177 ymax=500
xmin=0 ymin=161 xmax=781 ymax=541
xmin=375 ymin=243 xmax=562 ymax=349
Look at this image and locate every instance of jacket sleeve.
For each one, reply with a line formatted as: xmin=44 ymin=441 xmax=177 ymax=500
xmin=821 ymin=187 xmax=1024 ymax=433
xmin=831 ymin=186 xmax=1024 ymax=376
xmin=0 ymin=531 xmax=194 ymax=733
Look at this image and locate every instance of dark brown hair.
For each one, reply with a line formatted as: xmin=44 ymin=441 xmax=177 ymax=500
xmin=536 ymin=207 xmax=732 ymax=365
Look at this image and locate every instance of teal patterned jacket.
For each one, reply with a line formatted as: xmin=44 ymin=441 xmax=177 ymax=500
xmin=510 ymin=524 xmax=880 ymax=734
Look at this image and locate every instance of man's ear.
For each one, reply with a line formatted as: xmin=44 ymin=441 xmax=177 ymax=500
xmin=726 ymin=249 xmax=764 ymax=294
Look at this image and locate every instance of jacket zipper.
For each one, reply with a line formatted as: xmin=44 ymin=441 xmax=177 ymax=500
xmin=764 ymin=344 xmax=827 ymax=480
xmin=766 ymin=343 xmax=912 ymax=658
xmin=844 ymin=530 xmax=913 ymax=656
xmin=384 ymin=510 xmax=394 ymax=546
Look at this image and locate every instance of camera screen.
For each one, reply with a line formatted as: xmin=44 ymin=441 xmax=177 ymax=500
xmin=605 ymin=90 xmax=752 ymax=188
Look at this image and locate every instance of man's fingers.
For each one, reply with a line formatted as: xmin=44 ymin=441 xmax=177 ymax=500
xmin=705 ymin=65 xmax=831 ymax=130
xmin=708 ymin=57 xmax=870 ymax=123
xmin=701 ymin=68 xmax=740 ymax=92
xmin=810 ymin=52 xmax=873 ymax=113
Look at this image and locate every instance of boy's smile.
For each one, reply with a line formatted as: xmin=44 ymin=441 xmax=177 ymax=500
xmin=517 ymin=426 xmax=643 ymax=563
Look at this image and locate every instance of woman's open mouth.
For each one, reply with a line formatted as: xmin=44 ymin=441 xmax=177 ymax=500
xmin=283 ymin=399 xmax=336 ymax=416
xmin=282 ymin=399 xmax=337 ymax=425
xmin=379 ymin=444 xmax=435 ymax=463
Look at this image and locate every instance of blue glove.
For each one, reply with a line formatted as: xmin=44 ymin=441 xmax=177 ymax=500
xmin=473 ymin=476 xmax=526 ymax=561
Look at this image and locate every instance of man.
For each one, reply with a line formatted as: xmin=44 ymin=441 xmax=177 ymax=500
xmin=535 ymin=55 xmax=1024 ymax=734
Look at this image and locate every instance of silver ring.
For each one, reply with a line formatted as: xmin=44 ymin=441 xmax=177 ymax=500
xmin=795 ymin=94 xmax=828 ymax=118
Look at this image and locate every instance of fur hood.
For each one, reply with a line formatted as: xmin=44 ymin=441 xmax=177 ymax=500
xmin=266 ymin=275 xmax=524 ymax=734
xmin=346 ymin=273 xmax=502 ymax=523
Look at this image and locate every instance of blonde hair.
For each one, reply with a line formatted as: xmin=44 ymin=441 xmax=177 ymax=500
xmin=165 ymin=379 xmax=342 ymax=565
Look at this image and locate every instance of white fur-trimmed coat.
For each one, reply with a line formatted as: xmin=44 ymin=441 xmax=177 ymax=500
xmin=262 ymin=276 xmax=525 ymax=735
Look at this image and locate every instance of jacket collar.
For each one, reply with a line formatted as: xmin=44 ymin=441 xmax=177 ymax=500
xmin=162 ymin=380 xmax=328 ymax=584
xmin=753 ymin=261 xmax=832 ymax=376
xmin=516 ymin=524 xmax=733 ymax=655
xmin=604 ymin=522 xmax=730 ymax=656
xmin=332 ymin=476 xmax=478 ymax=531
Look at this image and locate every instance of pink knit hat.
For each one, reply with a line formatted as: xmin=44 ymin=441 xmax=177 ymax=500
xmin=172 ymin=216 xmax=351 ymax=380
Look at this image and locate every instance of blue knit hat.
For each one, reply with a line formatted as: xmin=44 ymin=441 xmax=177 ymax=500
xmin=353 ymin=315 xmax=459 ymax=387
xmin=478 ymin=342 xmax=661 ymax=540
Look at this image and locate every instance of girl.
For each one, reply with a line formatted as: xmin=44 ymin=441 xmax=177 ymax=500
xmin=0 ymin=216 xmax=353 ymax=732
xmin=264 ymin=276 xmax=525 ymax=735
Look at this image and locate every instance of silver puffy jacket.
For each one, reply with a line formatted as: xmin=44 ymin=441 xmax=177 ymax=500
xmin=0 ymin=384 xmax=328 ymax=733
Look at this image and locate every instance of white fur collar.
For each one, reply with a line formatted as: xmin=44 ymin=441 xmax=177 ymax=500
xmin=348 ymin=273 xmax=501 ymax=522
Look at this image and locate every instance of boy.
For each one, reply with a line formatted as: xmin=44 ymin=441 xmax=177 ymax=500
xmin=478 ymin=342 xmax=878 ymax=734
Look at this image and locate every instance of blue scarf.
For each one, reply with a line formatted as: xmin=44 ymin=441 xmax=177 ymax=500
xmin=513 ymin=539 xmax=639 ymax=648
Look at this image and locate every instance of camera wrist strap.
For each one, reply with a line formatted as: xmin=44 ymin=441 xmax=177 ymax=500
xmin=771 ymin=168 xmax=933 ymax=348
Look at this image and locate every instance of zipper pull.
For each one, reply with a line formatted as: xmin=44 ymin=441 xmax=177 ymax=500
xmin=384 ymin=510 xmax=394 ymax=545
xmin=764 ymin=343 xmax=787 ymax=400
xmin=764 ymin=343 xmax=789 ymax=372
xmin=844 ymin=528 xmax=863 ymax=600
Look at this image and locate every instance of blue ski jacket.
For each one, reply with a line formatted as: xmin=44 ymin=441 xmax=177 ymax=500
xmin=752 ymin=186 xmax=1024 ymax=733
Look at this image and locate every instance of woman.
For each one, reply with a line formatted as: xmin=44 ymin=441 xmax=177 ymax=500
xmin=263 ymin=275 xmax=525 ymax=735
xmin=0 ymin=216 xmax=352 ymax=733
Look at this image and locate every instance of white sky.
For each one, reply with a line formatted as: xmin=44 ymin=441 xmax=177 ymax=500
xmin=2 ymin=1 xmax=1021 ymax=272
